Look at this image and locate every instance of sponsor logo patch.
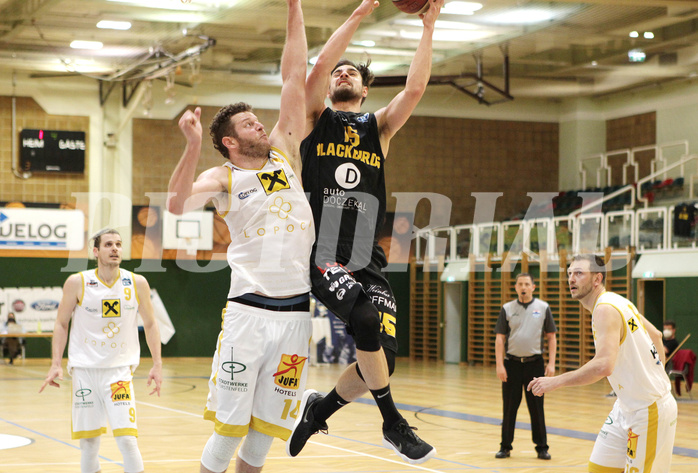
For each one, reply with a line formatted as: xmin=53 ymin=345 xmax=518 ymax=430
xmin=273 ymin=354 xmax=307 ymax=390
xmin=238 ymin=188 xmax=258 ymax=200
xmin=102 ymin=299 xmax=120 ymax=318
xmin=110 ymin=381 xmax=131 ymax=402
xmin=627 ymin=316 xmax=639 ymax=333
xmin=75 ymin=386 xmax=92 ymax=401
xmin=257 ymin=168 xmax=290 ymax=195
xmin=627 ymin=428 xmax=639 ymax=459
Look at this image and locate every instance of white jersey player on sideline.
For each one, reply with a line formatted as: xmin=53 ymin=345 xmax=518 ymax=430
xmin=40 ymin=229 xmax=163 ymax=473
xmin=166 ymin=1 xmax=313 ymax=472
xmin=528 ymin=254 xmax=677 ymax=473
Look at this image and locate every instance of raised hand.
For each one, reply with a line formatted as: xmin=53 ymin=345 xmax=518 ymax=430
xmin=355 ymin=0 xmax=380 ymax=18
xmin=178 ymin=107 xmax=203 ymax=144
xmin=420 ymin=0 xmax=444 ymax=24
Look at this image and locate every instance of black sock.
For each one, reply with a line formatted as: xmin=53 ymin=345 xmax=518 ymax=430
xmin=313 ymin=388 xmax=350 ymax=423
xmin=370 ymin=385 xmax=402 ymax=429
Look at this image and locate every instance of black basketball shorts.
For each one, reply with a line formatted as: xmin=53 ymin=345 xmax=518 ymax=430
xmin=310 ymin=244 xmax=398 ymax=354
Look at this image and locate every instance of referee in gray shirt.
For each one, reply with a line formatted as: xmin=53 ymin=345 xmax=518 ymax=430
xmin=494 ymin=273 xmax=557 ymax=460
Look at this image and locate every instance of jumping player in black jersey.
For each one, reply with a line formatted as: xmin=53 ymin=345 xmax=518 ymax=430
xmin=286 ymin=0 xmax=443 ymax=465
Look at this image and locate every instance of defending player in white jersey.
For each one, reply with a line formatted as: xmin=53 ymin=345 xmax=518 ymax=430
xmin=166 ymin=1 xmax=312 ymax=472
xmin=40 ymin=229 xmax=163 ymax=473
xmin=528 ymin=254 xmax=677 ymax=473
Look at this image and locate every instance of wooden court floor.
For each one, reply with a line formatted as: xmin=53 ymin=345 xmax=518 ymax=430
xmin=1 ymin=357 xmax=697 ymax=473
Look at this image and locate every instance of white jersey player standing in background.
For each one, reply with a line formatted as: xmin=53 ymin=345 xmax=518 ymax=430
xmin=528 ymin=254 xmax=677 ymax=473
xmin=166 ymin=1 xmax=313 ymax=472
xmin=40 ymin=228 xmax=163 ymax=473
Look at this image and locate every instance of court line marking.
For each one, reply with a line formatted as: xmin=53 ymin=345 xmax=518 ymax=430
xmin=139 ymin=394 xmax=698 ymax=461
xmin=352 ymin=398 xmax=698 ymax=459
xmin=0 ymin=416 xmax=121 ymax=466
xmin=304 ymin=441 xmax=448 ymax=473
xmin=137 ymin=401 xmax=449 ymax=471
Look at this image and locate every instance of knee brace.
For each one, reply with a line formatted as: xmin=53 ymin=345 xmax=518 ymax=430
xmin=200 ymin=432 xmax=241 ymax=473
xmin=355 ymin=347 xmax=396 ymax=381
xmin=237 ymin=428 xmax=273 ymax=468
xmin=350 ymin=298 xmax=381 ymax=352
xmin=114 ymin=435 xmax=143 ymax=473
xmin=79 ymin=437 xmax=101 ymax=473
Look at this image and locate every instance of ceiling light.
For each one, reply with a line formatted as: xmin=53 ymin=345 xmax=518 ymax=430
xmin=346 ymin=46 xmax=424 ymax=57
xmin=491 ymin=9 xmax=555 ymax=24
xmin=644 ymin=31 xmax=654 ymax=39
xmin=106 ymin=0 xmax=237 ymax=9
xmin=629 ymin=31 xmax=639 ymax=38
xmin=400 ymin=29 xmax=491 ymax=41
xmin=394 ymin=19 xmax=479 ymax=30
xmin=70 ymin=40 xmax=103 ymax=50
xmin=442 ymin=1 xmax=483 ymax=15
xmin=591 ymin=61 xmax=598 ymax=66
xmin=97 ymin=20 xmax=132 ymax=30
xmin=352 ymin=40 xmax=376 ymax=47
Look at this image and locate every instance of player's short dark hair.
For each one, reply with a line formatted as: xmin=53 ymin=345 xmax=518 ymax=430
xmin=92 ymin=228 xmax=121 ymax=249
xmin=664 ymin=320 xmax=676 ymax=329
xmin=515 ymin=272 xmax=535 ymax=285
xmin=571 ymin=254 xmax=607 ymax=284
xmin=333 ymin=59 xmax=374 ymax=104
xmin=210 ymin=102 xmax=253 ymax=159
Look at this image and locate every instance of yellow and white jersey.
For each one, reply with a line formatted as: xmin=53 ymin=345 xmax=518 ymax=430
xmin=67 ymin=268 xmax=141 ymax=370
xmin=214 ymin=148 xmax=314 ymax=299
xmin=593 ymin=291 xmax=671 ymax=411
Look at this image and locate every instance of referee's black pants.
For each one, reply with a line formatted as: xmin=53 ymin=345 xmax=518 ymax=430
xmin=500 ymin=356 xmax=548 ymax=452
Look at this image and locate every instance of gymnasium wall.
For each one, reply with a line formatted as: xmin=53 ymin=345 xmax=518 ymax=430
xmin=0 ymin=258 xmax=230 ymax=358
xmin=130 ymin=105 xmax=560 ymax=227
xmin=664 ymin=278 xmax=698 ymax=354
xmin=0 ymin=257 xmax=413 ymax=359
xmin=6 ymin=77 xmax=698 ymax=359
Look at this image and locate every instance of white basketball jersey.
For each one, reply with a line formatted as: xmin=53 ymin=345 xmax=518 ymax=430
xmin=214 ymin=148 xmax=314 ymax=298
xmin=68 ymin=268 xmax=141 ymax=369
xmin=593 ymin=291 xmax=671 ymax=410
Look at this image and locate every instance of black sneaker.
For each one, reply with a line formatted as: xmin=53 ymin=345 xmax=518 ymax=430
xmin=382 ymin=419 xmax=436 ymax=464
xmin=286 ymin=389 xmax=328 ymax=457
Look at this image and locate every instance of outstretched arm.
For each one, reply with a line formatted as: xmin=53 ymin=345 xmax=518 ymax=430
xmin=167 ymin=107 xmax=226 ymax=214
xmin=269 ymin=0 xmax=307 ymax=175
xmin=374 ymin=0 xmax=443 ymax=155
xmin=305 ymin=0 xmax=379 ymax=132
xmin=40 ymin=274 xmax=80 ymax=392
xmin=135 ymin=275 xmax=163 ymax=396
xmin=528 ymin=305 xmax=621 ymax=396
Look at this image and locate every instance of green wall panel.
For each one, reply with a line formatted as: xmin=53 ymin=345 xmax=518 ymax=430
xmin=4 ymin=258 xmax=415 ymax=359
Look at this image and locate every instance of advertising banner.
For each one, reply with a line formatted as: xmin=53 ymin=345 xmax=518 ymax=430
xmin=0 ymin=208 xmax=85 ymax=250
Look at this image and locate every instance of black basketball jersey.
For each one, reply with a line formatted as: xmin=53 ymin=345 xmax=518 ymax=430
xmin=301 ymin=108 xmax=387 ymax=247
xmin=674 ymin=202 xmax=695 ymax=237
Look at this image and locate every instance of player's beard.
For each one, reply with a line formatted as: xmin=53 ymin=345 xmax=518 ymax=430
xmin=237 ymin=136 xmax=270 ymax=159
xmin=330 ymin=84 xmax=362 ymax=103
xmin=570 ymin=281 xmax=593 ymax=300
